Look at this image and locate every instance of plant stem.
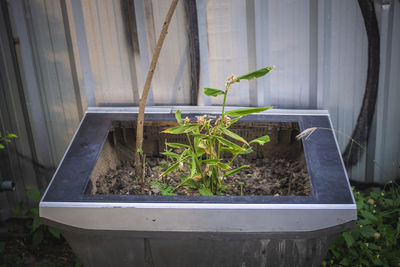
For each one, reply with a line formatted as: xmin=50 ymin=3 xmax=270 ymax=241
xmin=221 ymin=89 xmax=228 ymax=126
xmin=217 ymin=89 xmax=229 ymax=163
xmin=186 ymin=133 xmax=205 ymax=184
xmin=135 ymin=0 xmax=180 ymax=176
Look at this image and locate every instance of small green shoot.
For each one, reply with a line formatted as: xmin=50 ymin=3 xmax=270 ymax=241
xmin=22 ymin=188 xmax=61 ymax=247
xmin=155 ymin=160 xmax=169 ymax=171
xmin=0 ymin=132 xmax=17 ymax=150
xmin=150 ymin=181 xmax=177 ymax=196
xmin=238 ymin=181 xmax=244 ymax=196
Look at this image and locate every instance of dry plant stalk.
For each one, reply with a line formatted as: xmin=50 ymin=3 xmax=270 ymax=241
xmin=135 ymin=0 xmax=179 ymax=176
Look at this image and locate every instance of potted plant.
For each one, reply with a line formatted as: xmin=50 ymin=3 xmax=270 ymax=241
xmin=40 ymin=66 xmax=356 ymax=266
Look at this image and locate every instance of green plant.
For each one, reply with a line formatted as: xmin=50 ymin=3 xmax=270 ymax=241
xmin=238 ymin=181 xmax=244 ymax=196
xmin=24 ymin=188 xmax=61 ymax=247
xmin=150 ymin=180 xmax=177 ymax=196
xmin=0 ymin=132 xmax=17 ymax=150
xmin=160 ymin=66 xmax=274 ymax=195
xmin=324 ymin=181 xmax=400 ymax=266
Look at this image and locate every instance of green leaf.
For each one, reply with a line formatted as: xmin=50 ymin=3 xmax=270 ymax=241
xmin=236 ymin=66 xmax=275 ymax=81
xmin=359 ymin=226 xmax=376 ymax=238
xmin=373 ymin=258 xmax=383 ymax=266
xmin=358 ymin=219 xmax=372 ymax=226
xmin=396 ymin=220 xmax=400 ymax=238
xmin=161 ymin=151 xmax=181 ymax=159
xmin=191 ymin=133 xmax=208 ymax=138
xmin=150 ymin=180 xmax=166 ymax=190
xmin=196 ymin=147 xmax=205 ymax=157
xmin=227 ymin=116 xmax=242 ymax=127
xmin=199 ymin=187 xmax=213 ymax=196
xmin=249 ymin=135 xmax=270 ymax=145
xmin=31 ymin=216 xmax=42 ymax=233
xmin=6 ymin=133 xmax=17 ymax=138
xmin=178 ymin=151 xmax=190 ymax=161
xmin=0 ymin=143 xmax=4 ymax=150
xmin=32 ymin=228 xmax=43 ymax=247
xmin=342 ymin=231 xmax=354 ymax=248
xmin=218 ymin=126 xmax=248 ymax=144
xmin=360 ymin=209 xmax=377 ymax=222
xmin=161 ymin=161 xmax=180 ymax=176
xmin=367 ymin=243 xmax=380 ymax=250
xmin=239 ymin=148 xmax=253 ymax=155
xmin=225 ymin=165 xmax=249 ymax=176
xmin=203 ymin=159 xmax=220 ymax=165
xmin=25 ymin=188 xmax=42 ymax=202
xmin=161 ymin=186 xmax=177 ymax=196
xmin=175 ymin=110 xmax=183 ymax=125
xmin=383 ymin=224 xmax=396 ymax=246
xmin=225 ymin=107 xmax=272 ymax=117
xmin=29 ymin=207 xmax=39 ymax=216
xmin=216 ymin=136 xmax=245 ymax=152
xmin=178 ymin=176 xmax=199 ymax=188
xmin=204 ymin=87 xmax=225 ymax=97
xmin=162 ymin=123 xmax=198 ymax=134
xmin=339 ymin=258 xmax=350 ymax=266
xmin=219 ymin=146 xmax=244 ymax=156
xmin=356 ymin=199 xmax=366 ymax=211
xmin=165 ymin=142 xmax=190 ymax=149
xmin=331 ymin=248 xmax=340 ymax=258
xmin=217 ymin=162 xmax=231 ymax=170
xmin=190 ymin=153 xmax=196 ymax=178
xmin=48 ymin=226 xmax=61 ymax=239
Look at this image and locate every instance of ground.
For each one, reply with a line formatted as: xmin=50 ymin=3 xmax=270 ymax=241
xmin=0 ymin=219 xmax=77 ymax=267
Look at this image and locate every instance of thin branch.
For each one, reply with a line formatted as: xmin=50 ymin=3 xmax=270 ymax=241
xmin=135 ymin=0 xmax=180 ymax=175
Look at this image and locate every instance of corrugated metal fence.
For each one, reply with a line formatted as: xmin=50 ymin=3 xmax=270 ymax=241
xmin=0 ymin=0 xmax=399 ymax=219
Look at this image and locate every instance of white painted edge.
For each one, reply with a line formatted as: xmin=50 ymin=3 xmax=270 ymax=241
xmin=40 ymin=202 xmax=356 ymax=210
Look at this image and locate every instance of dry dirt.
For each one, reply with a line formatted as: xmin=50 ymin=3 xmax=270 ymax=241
xmin=94 ymin=156 xmax=311 ymax=196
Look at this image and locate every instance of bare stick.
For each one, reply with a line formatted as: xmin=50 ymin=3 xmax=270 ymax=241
xmin=135 ymin=0 xmax=179 ymax=175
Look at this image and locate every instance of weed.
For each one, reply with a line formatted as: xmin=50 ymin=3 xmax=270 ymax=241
xmin=161 ymin=66 xmax=274 ymax=195
xmin=238 ymin=181 xmax=244 ymax=196
xmin=324 ymin=181 xmax=400 ymax=266
xmin=23 ymin=188 xmax=61 ymax=247
xmin=150 ymin=181 xmax=177 ymax=196
xmin=0 ymin=132 xmax=17 ymax=150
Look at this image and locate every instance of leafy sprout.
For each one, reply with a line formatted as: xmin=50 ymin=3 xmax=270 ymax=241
xmin=0 ymin=132 xmax=18 ymax=150
xmin=161 ymin=66 xmax=274 ymax=195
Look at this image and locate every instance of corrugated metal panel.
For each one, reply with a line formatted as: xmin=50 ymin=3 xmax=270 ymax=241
xmin=8 ymin=0 xmax=81 ymax=166
xmin=1 ymin=0 xmax=399 ymax=219
xmin=371 ymin=0 xmax=400 ymax=183
xmin=73 ymin=0 xmax=191 ymax=106
xmin=318 ymin=0 xmax=368 ymax=182
xmin=80 ymin=0 xmax=137 ymax=105
xmin=0 ymin=1 xmax=41 ymax=219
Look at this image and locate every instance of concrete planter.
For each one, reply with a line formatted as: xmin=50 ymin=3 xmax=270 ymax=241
xmin=40 ymin=107 xmax=356 ymax=267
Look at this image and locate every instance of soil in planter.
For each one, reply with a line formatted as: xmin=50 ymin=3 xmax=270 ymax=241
xmin=89 ymin=120 xmax=312 ymax=196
